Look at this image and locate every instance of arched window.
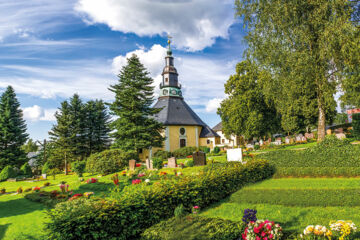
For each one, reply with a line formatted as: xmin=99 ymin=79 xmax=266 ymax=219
xmin=180 ymin=139 xmax=186 ymax=148
xmin=179 ymin=127 xmax=186 ymax=135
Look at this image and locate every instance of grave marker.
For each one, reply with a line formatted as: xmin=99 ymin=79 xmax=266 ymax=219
xmin=193 ymin=151 xmax=206 ymax=166
xmin=227 ymin=148 xmax=243 ymax=162
xmin=167 ymin=157 xmax=177 ymax=168
xmin=129 ymin=159 xmax=136 ymax=171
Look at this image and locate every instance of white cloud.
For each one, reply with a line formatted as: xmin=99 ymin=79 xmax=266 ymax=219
xmin=22 ymin=105 xmax=57 ymax=122
xmin=205 ymin=98 xmax=223 ymax=113
xmin=75 ymin=0 xmax=235 ymax=51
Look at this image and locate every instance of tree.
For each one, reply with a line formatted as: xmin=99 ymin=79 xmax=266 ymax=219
xmin=21 ymin=138 xmax=39 ymax=153
xmin=109 ymin=54 xmax=164 ymax=154
xmin=235 ymin=0 xmax=359 ymax=140
xmin=0 ymin=86 xmax=28 ymax=169
xmin=218 ymin=60 xmax=280 ymax=140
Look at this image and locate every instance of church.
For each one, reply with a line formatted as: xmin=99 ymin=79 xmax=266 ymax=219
xmin=139 ymin=41 xmax=219 ymax=160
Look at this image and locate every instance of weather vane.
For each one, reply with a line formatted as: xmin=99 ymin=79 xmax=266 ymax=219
xmin=167 ymin=35 xmax=172 ymax=45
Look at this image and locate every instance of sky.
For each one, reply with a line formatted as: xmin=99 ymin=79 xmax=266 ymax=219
xmin=0 ymin=0 xmax=248 ymax=141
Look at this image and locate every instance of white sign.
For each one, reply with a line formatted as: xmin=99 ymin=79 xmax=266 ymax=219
xmin=227 ymin=148 xmax=243 ymax=162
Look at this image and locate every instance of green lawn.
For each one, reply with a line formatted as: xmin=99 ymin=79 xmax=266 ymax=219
xmin=201 ymin=178 xmax=360 ymax=237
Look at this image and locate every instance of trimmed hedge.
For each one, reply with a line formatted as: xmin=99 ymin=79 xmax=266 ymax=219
xmin=20 ymin=162 xmax=32 ymax=177
xmin=46 ymin=160 xmax=274 ymax=240
xmin=230 ymin=188 xmax=360 ymax=207
xmin=353 ymin=113 xmax=360 ymax=140
xmin=0 ymin=165 xmax=16 ymax=181
xmin=172 ymin=146 xmax=197 ymax=158
xmin=153 ymin=150 xmax=172 ymax=160
xmin=86 ymin=149 xmax=137 ymax=175
xmin=141 ymin=216 xmax=245 ymax=240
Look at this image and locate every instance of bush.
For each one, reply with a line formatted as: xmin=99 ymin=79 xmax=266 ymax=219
xmin=173 ymin=146 xmax=197 ymax=158
xmin=254 ymin=144 xmax=260 ymax=150
xmin=199 ymin=146 xmax=210 ymax=154
xmin=174 ymin=204 xmax=187 ymax=218
xmin=86 ymin=149 xmax=137 ymax=175
xmin=213 ymin=146 xmax=220 ymax=154
xmin=0 ymin=165 xmax=16 ymax=181
xmin=46 ymin=160 xmax=274 ymax=240
xmin=42 ymin=162 xmax=50 ymax=174
xmin=353 ymin=113 xmax=360 ymax=140
xmin=185 ymin=159 xmax=194 ymax=167
xmin=141 ymin=216 xmax=245 ymax=240
xmin=20 ymin=162 xmax=32 ymax=177
xmin=154 ymin=150 xmax=172 ymax=160
xmin=152 ymin=157 xmax=163 ymax=170
xmin=72 ymin=161 xmax=86 ymax=177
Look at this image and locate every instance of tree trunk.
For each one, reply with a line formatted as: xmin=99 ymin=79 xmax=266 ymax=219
xmin=64 ymin=152 xmax=68 ymax=175
xmin=317 ymin=104 xmax=326 ymax=141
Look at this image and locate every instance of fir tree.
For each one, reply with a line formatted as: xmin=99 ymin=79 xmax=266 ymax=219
xmin=109 ymin=54 xmax=164 ymax=153
xmin=0 ymin=86 xmax=28 ymax=169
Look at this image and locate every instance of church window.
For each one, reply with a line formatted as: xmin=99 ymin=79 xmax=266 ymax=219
xmin=180 ymin=138 xmax=186 ymax=148
xmin=222 ymin=139 xmax=225 ymax=144
xmin=165 ymin=78 xmax=168 ymax=82
xmin=206 ymin=139 xmax=210 ymax=144
xmin=179 ymin=127 xmax=186 ymax=135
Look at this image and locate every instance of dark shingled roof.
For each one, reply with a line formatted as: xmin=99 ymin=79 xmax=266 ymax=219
xmin=153 ymin=97 xmax=219 ymax=137
xmin=212 ymin=122 xmax=222 ymax=131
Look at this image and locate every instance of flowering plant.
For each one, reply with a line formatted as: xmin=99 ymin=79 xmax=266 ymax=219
xmin=159 ymin=171 xmax=167 ymax=176
xmin=59 ymin=184 xmax=69 ymax=193
xmin=192 ymin=206 xmax=200 ymax=214
xmin=301 ymin=225 xmax=331 ymax=239
xmin=17 ymin=187 xmax=23 ymax=194
xmin=186 ymin=155 xmax=193 ymax=158
xmin=330 ymin=220 xmax=357 ymax=240
xmin=145 ymin=179 xmax=150 ymax=184
xmin=242 ymin=209 xmax=257 ymax=225
xmin=135 ymin=163 xmax=141 ymax=167
xmin=242 ymin=220 xmax=283 ymax=240
xmin=111 ymin=174 xmax=119 ymax=185
xmin=138 ymin=173 xmax=146 ymax=177
xmin=33 ymin=186 xmax=41 ymax=192
xmin=84 ymin=192 xmax=94 ymax=199
xmin=132 ymin=179 xmax=142 ymax=185
xmin=177 ymin=172 xmax=183 ymax=176
xmin=121 ymin=170 xmax=126 ymax=176
xmin=69 ymin=193 xmax=83 ymax=201
xmin=86 ymin=178 xmax=98 ymax=184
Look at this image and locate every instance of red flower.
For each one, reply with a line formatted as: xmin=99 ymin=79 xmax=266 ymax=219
xmin=86 ymin=178 xmax=98 ymax=184
xmin=266 ymin=224 xmax=272 ymax=230
xmin=186 ymin=155 xmax=192 ymax=158
xmin=132 ymin=179 xmax=142 ymax=185
xmin=135 ymin=163 xmax=141 ymax=167
xmin=254 ymin=227 xmax=260 ymax=234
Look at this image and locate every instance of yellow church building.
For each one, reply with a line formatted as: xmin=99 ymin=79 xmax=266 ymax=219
xmin=139 ymin=41 xmax=219 ymax=160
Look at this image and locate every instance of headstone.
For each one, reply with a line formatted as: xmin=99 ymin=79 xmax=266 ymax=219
xmin=276 ymin=138 xmax=282 ymax=145
xmin=7 ymin=178 xmax=17 ymax=182
xmin=227 ymin=148 xmax=243 ymax=162
xmin=267 ymin=138 xmax=272 ymax=144
xmin=301 ymin=136 xmax=307 ymax=142
xmin=246 ymin=144 xmax=254 ymax=149
xmin=305 ymin=132 xmax=314 ymax=139
xmin=335 ymin=133 xmax=346 ymax=139
xmin=296 ymin=134 xmax=303 ymax=142
xmin=334 ymin=128 xmax=344 ymax=134
xmin=129 ymin=159 xmax=136 ymax=171
xmin=259 ymin=139 xmax=264 ymax=146
xmin=285 ymin=137 xmax=290 ymax=144
xmin=145 ymin=158 xmax=153 ymax=170
xmin=193 ymin=151 xmax=206 ymax=166
xmin=167 ymin=157 xmax=177 ymax=168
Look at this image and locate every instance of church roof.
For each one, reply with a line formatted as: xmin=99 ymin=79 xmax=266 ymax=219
xmin=153 ymin=97 xmax=219 ymax=137
xmin=212 ymin=122 xmax=223 ymax=131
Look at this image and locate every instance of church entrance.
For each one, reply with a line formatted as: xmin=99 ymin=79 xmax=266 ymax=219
xmin=180 ymin=139 xmax=186 ymax=148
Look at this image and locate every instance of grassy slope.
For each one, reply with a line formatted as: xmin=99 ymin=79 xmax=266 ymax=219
xmin=201 ymin=178 xmax=360 ymax=234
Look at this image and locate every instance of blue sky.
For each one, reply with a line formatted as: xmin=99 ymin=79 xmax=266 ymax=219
xmin=0 ymin=0 xmax=247 ymax=141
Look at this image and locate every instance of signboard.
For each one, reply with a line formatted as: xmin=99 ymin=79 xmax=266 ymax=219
xmin=227 ymin=148 xmax=243 ymax=162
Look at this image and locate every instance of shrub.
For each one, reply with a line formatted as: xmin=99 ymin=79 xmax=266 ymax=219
xmin=154 ymin=150 xmax=172 ymax=160
xmin=185 ymin=159 xmax=194 ymax=167
xmin=174 ymin=204 xmax=186 ymax=218
xmin=141 ymin=216 xmax=245 ymax=240
xmin=42 ymin=162 xmax=50 ymax=174
xmin=72 ymin=161 xmax=86 ymax=177
xmin=199 ymin=146 xmax=210 ymax=154
xmin=46 ymin=160 xmax=274 ymax=240
xmin=353 ymin=113 xmax=360 ymax=140
xmin=0 ymin=165 xmax=16 ymax=182
xmin=173 ymin=146 xmax=197 ymax=158
xmin=86 ymin=149 xmax=137 ymax=175
xmin=20 ymin=162 xmax=32 ymax=177
xmin=254 ymin=144 xmax=260 ymax=150
xmin=213 ymin=146 xmax=220 ymax=154
xmin=152 ymin=157 xmax=163 ymax=170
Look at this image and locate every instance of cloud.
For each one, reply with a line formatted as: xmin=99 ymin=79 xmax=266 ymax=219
xmin=75 ymin=0 xmax=235 ymax=51
xmin=205 ymin=98 xmax=223 ymax=113
xmin=22 ymin=105 xmax=57 ymax=122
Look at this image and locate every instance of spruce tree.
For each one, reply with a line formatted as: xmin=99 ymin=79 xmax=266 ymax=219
xmin=109 ymin=54 xmax=164 ymax=153
xmin=0 ymin=86 xmax=28 ymax=169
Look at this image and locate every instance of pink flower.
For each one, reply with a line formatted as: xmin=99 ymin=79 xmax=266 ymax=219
xmin=269 ymin=234 xmax=274 ymax=239
xmin=254 ymin=227 xmax=260 ymax=234
xmin=132 ymin=179 xmax=142 ymax=185
xmin=266 ymin=224 xmax=272 ymax=230
xmin=256 ymin=236 xmax=261 ymax=240
xmin=193 ymin=206 xmax=199 ymax=209
xmin=261 ymin=232 xmax=266 ymax=237
xmin=264 ymin=237 xmax=268 ymax=240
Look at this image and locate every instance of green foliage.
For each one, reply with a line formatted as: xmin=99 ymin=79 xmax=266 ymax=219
xmin=154 ymin=150 xmax=172 ymax=160
xmin=213 ymin=146 xmax=220 ymax=154
xmin=86 ymin=149 xmax=137 ymax=175
xmin=256 ymin=135 xmax=360 ymax=177
xmin=42 ymin=162 xmax=50 ymax=174
xmin=20 ymin=162 xmax=32 ymax=177
xmin=0 ymin=86 xmax=28 ymax=170
xmin=174 ymin=204 xmax=186 ymax=219
xmin=254 ymin=144 xmax=260 ymax=150
xmin=21 ymin=139 xmax=39 ymax=153
xmin=71 ymin=161 xmax=86 ymax=177
xmin=199 ymin=146 xmax=210 ymax=153
xmin=231 ymin=188 xmax=360 ymax=207
xmin=46 ymin=160 xmax=274 ymax=240
xmin=0 ymin=165 xmax=16 ymax=181
xmin=352 ymin=113 xmax=360 ymax=140
xmin=185 ymin=159 xmax=194 ymax=167
xmin=109 ymin=54 xmax=164 ymax=152
xmin=141 ymin=216 xmax=245 ymax=240
xmin=173 ymin=146 xmax=197 ymax=158
xmin=152 ymin=157 xmax=163 ymax=170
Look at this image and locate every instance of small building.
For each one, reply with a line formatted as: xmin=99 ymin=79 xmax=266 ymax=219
xmin=139 ymin=41 xmax=219 ymax=160
xmin=212 ymin=122 xmax=240 ymax=148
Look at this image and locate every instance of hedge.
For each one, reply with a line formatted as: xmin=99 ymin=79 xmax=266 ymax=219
xmin=46 ymin=160 xmax=274 ymax=240
xmin=0 ymin=165 xmax=16 ymax=182
xmin=141 ymin=216 xmax=245 ymax=240
xmin=86 ymin=149 xmax=137 ymax=175
xmin=20 ymin=162 xmax=32 ymax=177
xmin=172 ymin=146 xmax=197 ymax=158
xmin=353 ymin=113 xmax=360 ymax=140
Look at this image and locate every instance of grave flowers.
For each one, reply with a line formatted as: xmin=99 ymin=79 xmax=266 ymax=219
xmin=69 ymin=193 xmax=83 ymax=201
xmin=242 ymin=209 xmax=257 ymax=225
xmin=132 ymin=179 xmax=142 ymax=185
xmin=192 ymin=206 xmax=200 ymax=214
xmin=159 ymin=171 xmax=167 ymax=176
xmin=84 ymin=192 xmax=94 ymax=199
xmin=86 ymin=178 xmax=98 ymax=184
xmin=330 ymin=220 xmax=357 ymax=240
xmin=59 ymin=184 xmax=69 ymax=194
xmin=33 ymin=186 xmax=41 ymax=192
xmin=111 ymin=174 xmax=119 ymax=186
xmin=301 ymin=225 xmax=331 ymax=239
xmin=138 ymin=173 xmax=146 ymax=177
xmin=242 ymin=220 xmax=283 ymax=240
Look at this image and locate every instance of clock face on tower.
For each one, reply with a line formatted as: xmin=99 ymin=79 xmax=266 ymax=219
xmin=171 ymin=89 xmax=177 ymax=95
xmin=160 ymin=87 xmax=182 ymax=97
xmin=163 ymin=89 xmax=168 ymax=95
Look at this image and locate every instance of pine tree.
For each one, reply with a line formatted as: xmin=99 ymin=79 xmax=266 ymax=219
xmin=0 ymin=86 xmax=28 ymax=169
xmin=109 ymin=54 xmax=164 ymax=153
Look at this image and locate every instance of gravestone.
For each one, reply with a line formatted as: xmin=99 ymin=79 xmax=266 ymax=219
xmin=246 ymin=144 xmax=254 ymax=149
xmin=336 ymin=133 xmax=346 ymax=139
xmin=259 ymin=139 xmax=264 ymax=146
xmin=129 ymin=159 xmax=136 ymax=171
xmin=276 ymin=138 xmax=282 ymax=145
xmin=334 ymin=128 xmax=344 ymax=134
xmin=227 ymin=148 xmax=243 ymax=162
xmin=305 ymin=132 xmax=314 ymax=139
xmin=285 ymin=137 xmax=290 ymax=144
xmin=167 ymin=157 xmax=177 ymax=168
xmin=145 ymin=158 xmax=153 ymax=170
xmin=193 ymin=151 xmax=206 ymax=166
xmin=295 ymin=134 xmax=303 ymax=142
xmin=301 ymin=136 xmax=307 ymax=142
